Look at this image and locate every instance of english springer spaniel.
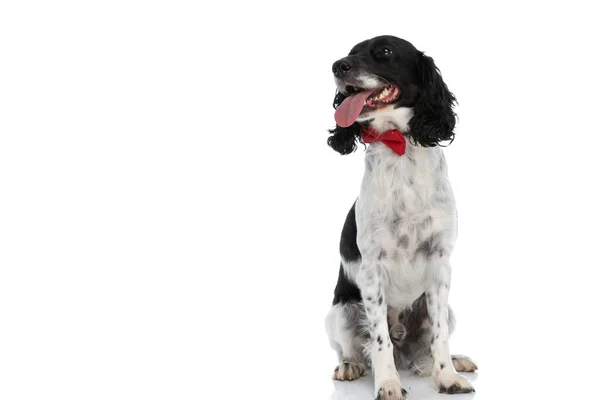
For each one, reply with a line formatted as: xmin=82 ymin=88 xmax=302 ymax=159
xmin=324 ymin=36 xmax=477 ymax=399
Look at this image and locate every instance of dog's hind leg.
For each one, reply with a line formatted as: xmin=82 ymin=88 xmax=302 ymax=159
xmin=327 ymin=203 xmax=370 ymax=381
xmin=325 ymin=302 xmax=368 ymax=381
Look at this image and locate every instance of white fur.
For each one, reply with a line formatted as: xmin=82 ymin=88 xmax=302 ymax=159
xmin=335 ymin=72 xmax=384 ymax=93
xmin=328 ymin=105 xmax=474 ymax=397
xmin=325 ymin=304 xmax=364 ymax=363
xmin=358 ymin=106 xmax=413 ymax=132
xmin=356 ymin=74 xmax=384 ymax=89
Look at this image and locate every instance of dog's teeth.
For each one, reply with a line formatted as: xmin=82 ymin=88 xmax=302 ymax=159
xmin=378 ymin=88 xmax=390 ymax=100
xmin=368 ymin=87 xmax=395 ymax=104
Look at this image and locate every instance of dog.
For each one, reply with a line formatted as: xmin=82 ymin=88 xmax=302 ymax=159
xmin=324 ymin=36 xmax=477 ymax=399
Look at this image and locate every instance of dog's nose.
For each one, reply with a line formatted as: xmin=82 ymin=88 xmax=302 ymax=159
xmin=332 ymin=58 xmax=353 ymax=77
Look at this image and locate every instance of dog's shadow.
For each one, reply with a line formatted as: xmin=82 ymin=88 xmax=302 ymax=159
xmin=330 ymin=370 xmax=478 ymax=400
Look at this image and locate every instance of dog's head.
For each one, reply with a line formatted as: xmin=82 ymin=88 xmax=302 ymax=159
xmin=327 ymin=35 xmax=456 ymax=155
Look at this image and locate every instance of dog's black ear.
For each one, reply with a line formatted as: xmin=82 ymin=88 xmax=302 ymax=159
xmin=408 ymin=52 xmax=457 ymax=147
xmin=327 ymin=124 xmax=362 ymax=155
xmin=327 ymin=91 xmax=363 ymax=155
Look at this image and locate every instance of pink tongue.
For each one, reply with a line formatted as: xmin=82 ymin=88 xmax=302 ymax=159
xmin=334 ymin=89 xmax=376 ymax=127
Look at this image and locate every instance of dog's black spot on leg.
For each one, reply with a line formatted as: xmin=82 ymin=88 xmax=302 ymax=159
xmin=378 ymin=347 xmax=382 ymax=351
xmin=367 ymin=296 xmax=372 ymax=302
xmin=377 ymin=335 xmax=383 ymax=345
xmin=440 ymin=362 xmax=445 ymax=369
xmin=437 ymin=322 xmax=440 ymax=328
xmin=378 ymin=250 xmax=387 ymax=260
xmin=436 ymin=334 xmax=439 ymax=339
xmin=378 ymin=296 xmax=383 ymax=305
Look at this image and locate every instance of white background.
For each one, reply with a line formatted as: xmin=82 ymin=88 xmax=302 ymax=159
xmin=1 ymin=1 xmax=599 ymax=399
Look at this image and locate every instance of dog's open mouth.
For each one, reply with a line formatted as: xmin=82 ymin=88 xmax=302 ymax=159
xmin=335 ymin=84 xmax=400 ymax=128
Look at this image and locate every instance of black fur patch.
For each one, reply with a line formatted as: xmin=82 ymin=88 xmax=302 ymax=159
xmin=339 ymin=201 xmax=361 ymax=262
xmin=397 ymin=234 xmax=409 ymax=248
xmin=416 ymin=233 xmax=443 ymax=258
xmin=332 ymin=201 xmax=362 ymax=305
xmin=327 ymin=122 xmax=364 ymax=155
xmin=332 ymin=264 xmax=361 ymax=305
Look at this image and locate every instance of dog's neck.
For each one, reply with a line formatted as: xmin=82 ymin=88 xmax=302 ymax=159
xmin=360 ymin=106 xmax=413 ymax=134
xmin=361 ymin=105 xmax=445 ymax=174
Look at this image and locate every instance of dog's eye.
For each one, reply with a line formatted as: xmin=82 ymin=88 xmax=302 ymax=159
xmin=381 ymin=47 xmax=392 ymax=56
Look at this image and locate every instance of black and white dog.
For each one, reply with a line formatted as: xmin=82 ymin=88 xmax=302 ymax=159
xmin=324 ymin=36 xmax=477 ymax=399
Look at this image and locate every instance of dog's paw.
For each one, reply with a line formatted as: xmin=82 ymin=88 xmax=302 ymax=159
xmin=451 ymin=354 xmax=478 ymax=373
xmin=375 ymin=380 xmax=407 ymax=400
xmin=436 ymin=372 xmax=475 ymax=394
xmin=332 ymin=361 xmax=365 ymax=381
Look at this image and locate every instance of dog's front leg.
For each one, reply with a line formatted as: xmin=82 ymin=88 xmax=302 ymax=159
xmin=426 ymin=264 xmax=475 ymax=394
xmin=357 ymin=258 xmax=406 ymax=400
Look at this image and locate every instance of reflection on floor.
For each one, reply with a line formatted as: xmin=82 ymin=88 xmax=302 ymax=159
xmin=330 ymin=370 xmax=478 ymax=400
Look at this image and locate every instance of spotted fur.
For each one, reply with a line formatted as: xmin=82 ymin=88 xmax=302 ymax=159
xmin=324 ymin=36 xmax=476 ymax=399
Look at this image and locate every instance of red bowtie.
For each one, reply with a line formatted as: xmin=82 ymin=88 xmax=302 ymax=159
xmin=360 ymin=125 xmax=407 ymax=156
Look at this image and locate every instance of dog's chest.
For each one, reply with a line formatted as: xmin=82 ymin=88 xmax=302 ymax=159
xmin=355 ymin=143 xmax=457 ymax=307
